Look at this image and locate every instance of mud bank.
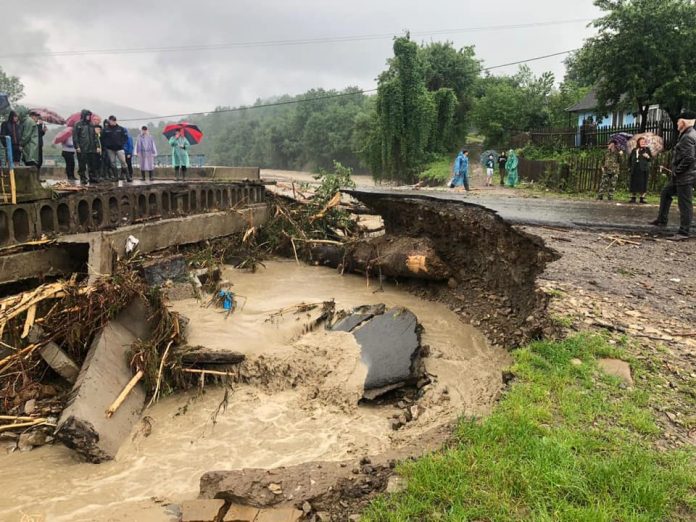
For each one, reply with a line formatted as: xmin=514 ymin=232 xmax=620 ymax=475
xmin=0 ymin=261 xmax=510 ymax=521
xmin=343 ymin=191 xmax=560 ymax=347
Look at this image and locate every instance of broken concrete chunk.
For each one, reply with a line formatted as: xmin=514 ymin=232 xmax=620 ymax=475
xmin=223 ymin=504 xmax=260 ymax=521
xmin=255 ymin=508 xmax=303 ymax=522
xmin=181 ymin=499 xmax=226 ymax=522
xmin=598 ymin=358 xmax=633 ymax=386
xmin=55 ymin=299 xmax=153 ymax=463
xmin=352 ymin=307 xmax=420 ymax=390
xmin=140 ymin=254 xmax=188 ymax=286
xmin=331 ymin=304 xmax=386 ymax=332
xmin=28 ymin=325 xmax=81 ymax=384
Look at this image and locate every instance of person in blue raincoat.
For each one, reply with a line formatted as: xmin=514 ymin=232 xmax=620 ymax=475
xmin=169 ymin=129 xmax=190 ymax=180
xmin=505 ymin=149 xmax=519 ymax=188
xmin=450 ymin=148 xmax=470 ymax=191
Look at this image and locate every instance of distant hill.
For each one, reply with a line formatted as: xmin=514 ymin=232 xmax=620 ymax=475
xmin=23 ymin=97 xmax=160 ymax=125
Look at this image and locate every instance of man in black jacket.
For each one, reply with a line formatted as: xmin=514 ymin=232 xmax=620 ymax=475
xmin=651 ymin=110 xmax=696 ymax=239
xmin=102 ymin=115 xmax=130 ymax=181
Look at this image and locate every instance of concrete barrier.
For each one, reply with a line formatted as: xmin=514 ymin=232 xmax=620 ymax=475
xmin=33 ymin=165 xmax=260 ymax=182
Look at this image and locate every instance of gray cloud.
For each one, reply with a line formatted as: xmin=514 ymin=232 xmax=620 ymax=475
xmin=2 ymin=0 xmax=600 ymax=120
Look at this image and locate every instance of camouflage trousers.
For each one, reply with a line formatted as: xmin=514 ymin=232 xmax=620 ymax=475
xmin=598 ymin=169 xmax=618 ymax=197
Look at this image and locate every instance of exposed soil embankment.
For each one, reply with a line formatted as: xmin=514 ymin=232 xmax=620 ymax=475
xmin=342 ymin=192 xmax=560 ymax=347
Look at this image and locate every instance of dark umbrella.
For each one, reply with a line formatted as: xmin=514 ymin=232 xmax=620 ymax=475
xmin=480 ymin=149 xmax=499 ymax=165
xmin=609 ymin=132 xmax=633 ymax=153
xmin=163 ymin=122 xmax=204 ymax=144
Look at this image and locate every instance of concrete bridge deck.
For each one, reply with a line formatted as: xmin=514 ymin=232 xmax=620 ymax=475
xmin=0 ymin=179 xmax=266 ymax=246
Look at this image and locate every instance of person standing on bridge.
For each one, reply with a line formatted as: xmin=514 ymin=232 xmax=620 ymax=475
xmin=102 ymin=116 xmax=130 ymax=182
xmin=124 ymin=129 xmax=134 ymax=182
xmin=170 ymin=129 xmax=190 ymax=181
xmin=0 ymin=111 xmax=22 ymax=164
xmin=135 ymin=126 xmax=157 ymax=181
xmin=20 ymin=110 xmax=46 ymax=170
xmin=450 ymin=149 xmax=469 ymax=191
xmin=651 ymin=110 xmax=696 ymax=239
xmin=505 ymin=149 xmax=519 ymax=187
xmin=73 ymin=110 xmax=100 ymax=184
xmin=597 ymin=141 xmax=621 ymax=201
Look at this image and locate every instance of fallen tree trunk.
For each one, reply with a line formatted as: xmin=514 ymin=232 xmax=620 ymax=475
xmin=309 ymin=235 xmax=451 ymax=281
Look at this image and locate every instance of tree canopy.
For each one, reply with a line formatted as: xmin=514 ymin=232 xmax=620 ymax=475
xmin=0 ymin=66 xmax=24 ymax=106
xmin=569 ymin=0 xmax=696 ymax=131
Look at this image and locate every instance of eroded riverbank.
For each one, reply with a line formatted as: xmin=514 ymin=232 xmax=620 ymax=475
xmin=0 ymin=260 xmax=510 ymax=521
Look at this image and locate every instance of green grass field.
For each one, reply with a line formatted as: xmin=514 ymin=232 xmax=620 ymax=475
xmin=363 ymin=335 xmax=696 ymax=521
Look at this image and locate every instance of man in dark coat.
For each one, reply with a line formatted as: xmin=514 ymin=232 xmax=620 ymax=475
xmin=102 ymin=115 xmax=130 ymax=181
xmin=72 ymin=110 xmax=100 ymax=183
xmin=651 ymin=110 xmax=696 ymax=238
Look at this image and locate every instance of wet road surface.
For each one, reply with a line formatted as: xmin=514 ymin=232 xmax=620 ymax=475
xmin=345 ymin=187 xmax=687 ymax=234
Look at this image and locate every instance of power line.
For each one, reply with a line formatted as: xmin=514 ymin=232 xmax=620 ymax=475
xmin=0 ymin=19 xmax=590 ymax=59
xmin=120 ymin=49 xmax=577 ymax=122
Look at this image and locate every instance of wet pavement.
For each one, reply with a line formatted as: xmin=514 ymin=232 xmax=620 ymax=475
xmin=346 ymin=187 xmax=686 ymax=234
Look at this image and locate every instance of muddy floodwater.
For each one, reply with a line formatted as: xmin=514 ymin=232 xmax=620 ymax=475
xmin=0 ymin=260 xmax=510 ymax=522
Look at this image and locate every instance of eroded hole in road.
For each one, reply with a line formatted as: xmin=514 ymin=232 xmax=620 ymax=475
xmin=0 ymin=260 xmax=511 ymax=521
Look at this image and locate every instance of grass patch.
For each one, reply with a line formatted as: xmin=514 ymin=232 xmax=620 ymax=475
xmin=518 ymin=184 xmax=661 ymax=204
xmin=418 ymin=154 xmax=452 ymax=185
xmin=363 ymin=335 xmax=696 ymax=521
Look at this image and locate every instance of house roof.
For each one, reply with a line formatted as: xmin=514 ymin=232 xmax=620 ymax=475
xmin=566 ymin=89 xmax=630 ymax=113
xmin=566 ymin=90 xmax=599 ymax=112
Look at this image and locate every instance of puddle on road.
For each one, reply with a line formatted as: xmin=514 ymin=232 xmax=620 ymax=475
xmin=0 ymin=260 xmax=510 ymax=521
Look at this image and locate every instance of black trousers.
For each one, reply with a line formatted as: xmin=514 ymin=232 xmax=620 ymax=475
xmin=656 ymin=179 xmax=693 ymax=235
xmin=126 ymin=154 xmax=133 ymax=179
xmin=499 ymin=167 xmax=506 ymax=185
xmin=62 ymin=151 xmax=76 ymax=180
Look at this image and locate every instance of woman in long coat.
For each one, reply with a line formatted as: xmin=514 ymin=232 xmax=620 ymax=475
xmin=628 ymin=137 xmax=652 ymax=203
xmin=505 ymin=149 xmax=519 ymax=187
xmin=169 ymin=130 xmax=190 ymax=180
xmin=135 ymin=126 xmax=158 ymax=181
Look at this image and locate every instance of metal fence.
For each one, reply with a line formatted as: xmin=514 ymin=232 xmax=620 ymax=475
xmin=519 ymin=150 xmax=673 ymax=193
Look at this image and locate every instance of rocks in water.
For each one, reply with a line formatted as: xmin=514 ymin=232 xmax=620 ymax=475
xmin=332 ymin=304 xmax=421 ymax=397
xmin=55 ymin=299 xmax=153 ymax=463
xmin=18 ymin=430 xmax=48 ymax=451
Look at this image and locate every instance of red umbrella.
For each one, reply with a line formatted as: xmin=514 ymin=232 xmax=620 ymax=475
xmin=29 ymin=108 xmax=66 ymax=125
xmin=163 ymin=122 xmax=203 ymax=144
xmin=53 ymin=128 xmax=73 ymax=145
xmin=65 ymin=111 xmax=102 ymax=127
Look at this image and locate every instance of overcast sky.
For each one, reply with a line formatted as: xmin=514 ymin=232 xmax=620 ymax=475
xmin=2 ymin=0 xmax=600 ymax=120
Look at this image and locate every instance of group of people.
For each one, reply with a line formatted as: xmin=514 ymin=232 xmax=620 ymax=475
xmin=450 ymin=149 xmax=519 ymax=191
xmin=597 ymin=136 xmax=653 ymax=203
xmin=0 ymin=110 xmax=47 ymax=168
xmin=68 ymin=110 xmax=162 ymax=184
xmin=1 ymin=109 xmax=192 ymax=184
xmin=597 ymin=109 xmax=695 ymax=238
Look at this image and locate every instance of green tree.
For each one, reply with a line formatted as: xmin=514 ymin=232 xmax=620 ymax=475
xmin=0 ymin=67 xmax=24 ymax=105
xmin=420 ymin=42 xmax=480 ymax=146
xmin=368 ymin=35 xmax=435 ymax=182
xmin=570 ymin=0 xmax=696 ymax=132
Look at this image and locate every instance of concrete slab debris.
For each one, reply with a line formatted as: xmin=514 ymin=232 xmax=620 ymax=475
xmin=255 ymin=508 xmax=303 ymax=522
xmin=598 ymin=358 xmax=633 ymax=386
xmin=28 ymin=326 xmax=80 ymax=384
xmin=351 ymin=307 xmax=420 ymax=390
xmin=331 ymin=304 xmax=385 ymax=332
xmin=140 ymin=254 xmax=188 ymax=286
xmin=222 ymin=504 xmax=260 ymax=521
xmin=55 ymin=299 xmax=153 ymax=463
xmin=181 ymin=499 xmax=226 ymax=522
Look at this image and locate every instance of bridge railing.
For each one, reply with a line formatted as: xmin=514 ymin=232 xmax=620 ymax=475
xmin=37 ymin=154 xmax=207 ymax=168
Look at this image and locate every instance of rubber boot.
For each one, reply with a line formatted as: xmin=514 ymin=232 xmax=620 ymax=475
xmin=629 ymin=196 xmax=637 ymax=204
xmin=639 ymin=197 xmax=647 ymax=204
